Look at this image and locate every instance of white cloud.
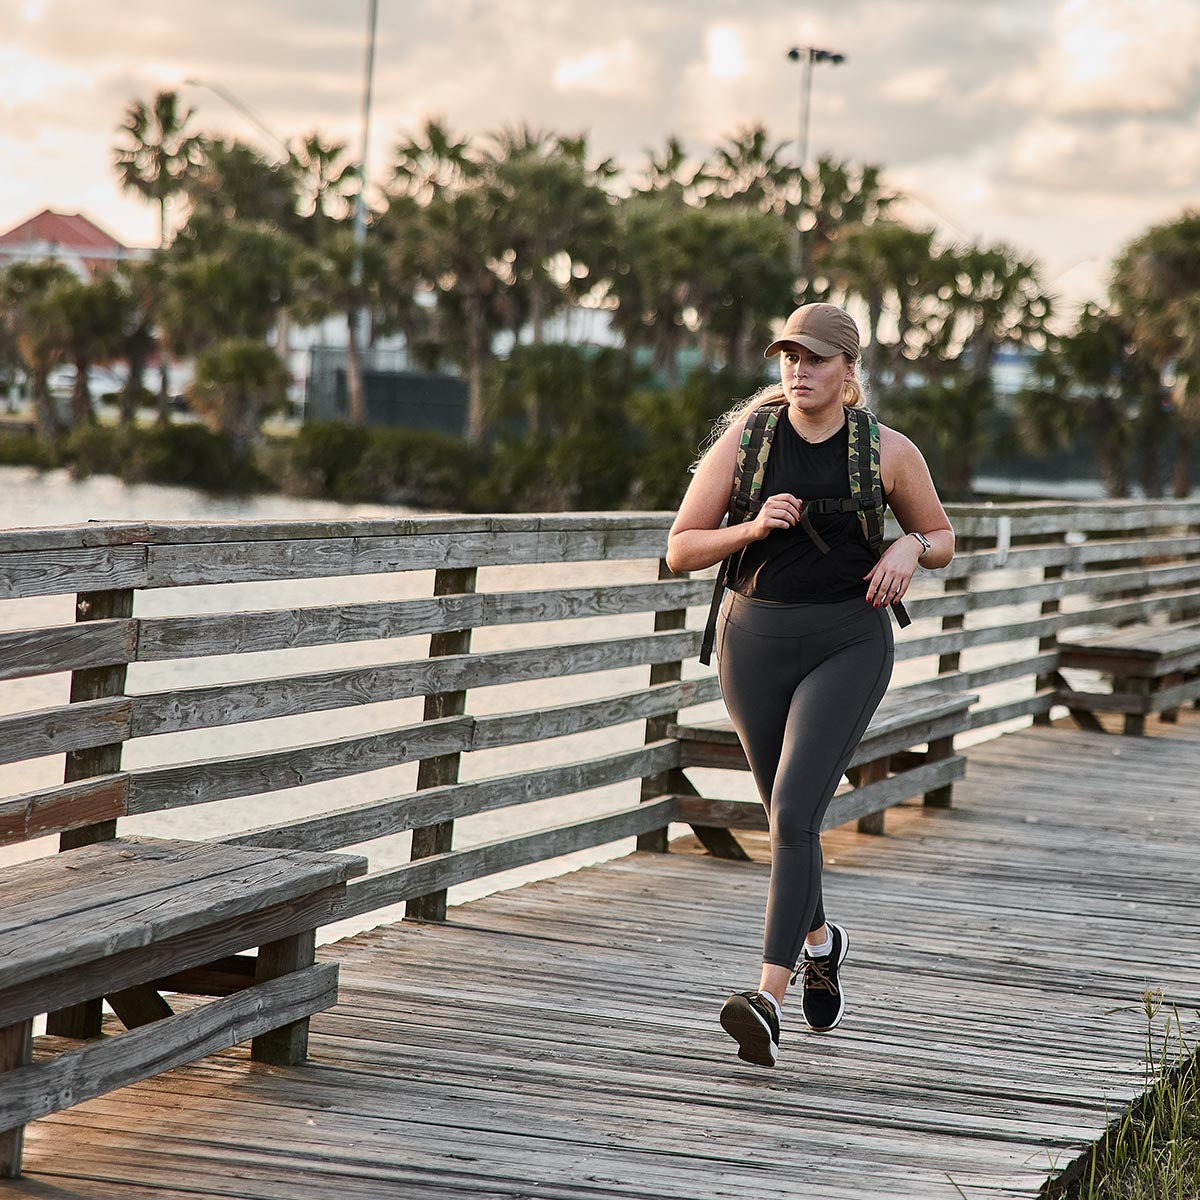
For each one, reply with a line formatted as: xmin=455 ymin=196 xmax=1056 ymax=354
xmin=705 ymin=24 xmax=746 ymax=80
xmin=993 ymin=0 xmax=1200 ymax=115
xmin=552 ymin=38 xmax=649 ymax=97
xmin=881 ymin=66 xmax=948 ymax=104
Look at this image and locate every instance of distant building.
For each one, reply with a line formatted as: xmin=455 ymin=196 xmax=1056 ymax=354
xmin=0 ymin=209 xmax=148 ymax=279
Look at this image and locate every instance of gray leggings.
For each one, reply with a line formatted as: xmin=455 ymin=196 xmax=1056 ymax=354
xmin=716 ymin=590 xmax=894 ymax=969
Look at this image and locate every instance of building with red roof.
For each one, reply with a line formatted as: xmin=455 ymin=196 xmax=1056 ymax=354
xmin=0 ymin=209 xmax=148 ymax=278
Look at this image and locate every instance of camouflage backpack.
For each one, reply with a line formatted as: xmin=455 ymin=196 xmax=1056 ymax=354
xmin=698 ymin=401 xmax=910 ymax=665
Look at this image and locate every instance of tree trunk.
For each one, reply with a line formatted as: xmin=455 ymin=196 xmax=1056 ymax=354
xmin=120 ymin=342 xmax=147 ymax=427
xmin=156 ymin=351 xmax=171 ymax=427
xmin=464 ymin=294 xmax=489 ymax=447
xmin=1172 ymin=425 xmax=1194 ymax=498
xmin=71 ymin=355 xmax=93 ymax=426
xmin=30 ymin=369 xmax=60 ymax=442
xmin=345 ymin=309 xmax=367 ymax=426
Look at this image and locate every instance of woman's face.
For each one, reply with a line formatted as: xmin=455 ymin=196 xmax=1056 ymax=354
xmin=778 ymin=345 xmax=852 ymax=413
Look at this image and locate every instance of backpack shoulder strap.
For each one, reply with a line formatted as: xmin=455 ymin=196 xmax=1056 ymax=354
xmin=847 ymin=406 xmax=884 ymax=552
xmin=847 ymin=406 xmax=911 ymax=629
xmin=698 ymin=400 xmax=785 ymax=665
xmin=728 ymin=400 xmax=785 ymax=524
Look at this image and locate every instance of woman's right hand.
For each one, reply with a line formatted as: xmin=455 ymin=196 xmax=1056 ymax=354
xmin=747 ymin=492 xmax=804 ymax=541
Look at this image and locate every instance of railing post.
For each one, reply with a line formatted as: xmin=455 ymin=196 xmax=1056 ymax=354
xmin=636 ymin=558 xmax=683 ymax=853
xmin=1033 ymin=529 xmax=1066 ymax=727
xmin=405 ymin=566 xmax=476 ymax=923
xmin=927 ymin=534 xmax=975 ymax=809
xmin=46 ymin=588 xmax=133 ymax=1040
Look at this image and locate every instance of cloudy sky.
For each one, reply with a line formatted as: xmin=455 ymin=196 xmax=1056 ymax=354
xmin=4 ymin=0 xmax=1199 ymax=320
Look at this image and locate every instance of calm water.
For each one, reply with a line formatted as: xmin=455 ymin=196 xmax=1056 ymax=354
xmin=0 ymin=465 xmax=1045 ymax=944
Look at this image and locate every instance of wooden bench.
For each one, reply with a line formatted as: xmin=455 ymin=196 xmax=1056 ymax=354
xmin=0 ymin=835 xmax=366 ymax=1178
xmin=1057 ymin=621 xmax=1200 ymax=736
xmin=668 ymin=686 xmax=976 ymax=847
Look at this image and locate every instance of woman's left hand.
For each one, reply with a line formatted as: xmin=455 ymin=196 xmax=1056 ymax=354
xmin=863 ymin=536 xmax=922 ymax=609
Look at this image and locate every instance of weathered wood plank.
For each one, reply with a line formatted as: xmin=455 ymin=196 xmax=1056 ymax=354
xmin=127 ymin=629 xmax=701 ymax=737
xmin=0 ymin=838 xmax=366 ymax=987
xmin=673 ymin=757 xmax=966 ymax=832
xmin=0 ymin=776 xmax=129 ymax=848
xmin=333 ymin=797 xmax=678 ymax=921
xmin=902 ymin=560 xmax=1200 ymax=622
xmin=965 ymin=691 xmax=1057 ymax=729
xmin=0 ymin=882 xmax=349 ymax=1031
xmin=135 ymin=580 xmax=714 ymax=662
xmin=0 ymin=546 xmax=148 ymax=601
xmin=0 ymin=1018 xmax=32 ymax=1177
xmin=125 ymin=716 xmax=474 ymax=814
xmin=142 ymin=527 xmax=669 ymax=588
xmin=0 ymin=698 xmax=132 ymax=768
xmin=0 ymin=964 xmax=337 ymax=1133
xmin=0 ymin=619 xmax=137 ymax=682
xmin=470 ymin=675 xmax=721 ymax=751
xmin=222 ymin=739 xmax=682 ymax=853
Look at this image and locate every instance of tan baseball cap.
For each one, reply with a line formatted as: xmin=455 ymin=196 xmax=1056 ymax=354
xmin=764 ymin=303 xmax=861 ymax=360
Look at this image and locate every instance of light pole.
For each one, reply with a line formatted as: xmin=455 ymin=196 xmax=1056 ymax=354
xmin=786 ymin=45 xmax=845 ymax=283
xmin=352 ymin=0 xmax=379 ymax=326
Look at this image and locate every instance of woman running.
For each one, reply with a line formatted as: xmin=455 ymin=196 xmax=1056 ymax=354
xmin=666 ymin=302 xmax=954 ymax=1068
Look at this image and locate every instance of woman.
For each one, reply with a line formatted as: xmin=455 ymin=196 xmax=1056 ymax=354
xmin=665 ymin=302 xmax=954 ymax=1068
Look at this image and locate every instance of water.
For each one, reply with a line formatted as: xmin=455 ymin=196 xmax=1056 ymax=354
xmin=0 ymin=465 xmax=1049 ymax=945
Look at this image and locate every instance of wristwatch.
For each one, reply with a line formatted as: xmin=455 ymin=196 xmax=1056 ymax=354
xmin=908 ymin=531 xmax=932 ymax=560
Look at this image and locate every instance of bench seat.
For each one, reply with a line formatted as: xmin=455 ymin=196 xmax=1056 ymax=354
xmin=1057 ymin=621 xmax=1200 ymax=736
xmin=0 ymin=836 xmax=366 ymax=1177
xmin=668 ymin=685 xmax=976 ymax=843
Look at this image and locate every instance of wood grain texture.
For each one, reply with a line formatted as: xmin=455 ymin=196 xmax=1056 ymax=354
xmin=135 ymin=579 xmax=713 ymax=661
xmin=0 ymin=837 xmax=366 ymax=990
xmin=0 ymin=619 xmax=137 ymax=682
xmin=222 ymin=739 xmax=682 ymax=852
xmin=5 ymin=711 xmax=1198 ymax=1199
xmin=0 ymin=964 xmax=337 ymax=1132
xmin=127 ymin=629 xmax=700 ymax=737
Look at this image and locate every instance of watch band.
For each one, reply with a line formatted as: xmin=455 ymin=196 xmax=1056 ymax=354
xmin=908 ymin=531 xmax=931 ymax=559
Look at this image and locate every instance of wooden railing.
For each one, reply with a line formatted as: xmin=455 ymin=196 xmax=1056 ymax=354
xmin=1 ymin=501 xmax=1198 ymax=929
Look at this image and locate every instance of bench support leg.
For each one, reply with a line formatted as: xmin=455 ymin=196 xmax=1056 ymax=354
xmin=251 ymin=930 xmax=317 ymax=1066
xmin=924 ymin=737 xmax=955 ymax=808
xmin=0 ymin=1020 xmax=33 ymax=1178
xmin=1116 ymin=676 xmax=1148 ymax=737
xmin=852 ymin=759 xmax=889 ymax=835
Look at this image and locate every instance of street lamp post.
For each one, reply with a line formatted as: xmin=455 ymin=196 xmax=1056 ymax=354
xmin=786 ymin=46 xmax=846 ymax=284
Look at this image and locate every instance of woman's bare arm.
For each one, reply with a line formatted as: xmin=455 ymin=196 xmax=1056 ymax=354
xmin=666 ymin=418 xmax=804 ymax=574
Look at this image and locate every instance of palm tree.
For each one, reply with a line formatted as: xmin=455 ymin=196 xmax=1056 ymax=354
xmin=1018 ymin=304 xmax=1166 ymax=498
xmin=821 ymin=221 xmax=940 ymax=390
xmin=1111 ymin=212 xmax=1200 ymax=496
xmin=388 ymin=122 xmax=511 ymax=444
xmin=114 ymin=91 xmax=205 ymax=418
xmin=293 ymin=220 xmax=390 ymax=427
xmin=489 ymin=127 xmax=615 ymax=345
xmin=41 ymin=272 xmax=132 ymax=426
xmin=190 ymin=337 xmax=288 ymax=459
xmin=0 ymin=261 xmax=76 ymax=440
xmin=114 ymin=91 xmax=203 ymax=250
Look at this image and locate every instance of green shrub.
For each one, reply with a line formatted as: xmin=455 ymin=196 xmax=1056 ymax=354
xmin=271 ymin=422 xmax=485 ymax=508
xmin=0 ymin=429 xmax=59 ymax=469
xmin=62 ymin=423 xmax=264 ymax=492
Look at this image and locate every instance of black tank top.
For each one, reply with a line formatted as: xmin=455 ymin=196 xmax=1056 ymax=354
xmin=728 ymin=409 xmax=877 ymax=603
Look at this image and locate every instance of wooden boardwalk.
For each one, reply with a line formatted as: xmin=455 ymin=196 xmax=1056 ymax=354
xmin=12 ymin=711 xmax=1200 ymax=1200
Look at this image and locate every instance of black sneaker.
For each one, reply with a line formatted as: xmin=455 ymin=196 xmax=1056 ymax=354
xmin=719 ymin=990 xmax=780 ymax=1067
xmin=791 ymin=921 xmax=849 ymax=1032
